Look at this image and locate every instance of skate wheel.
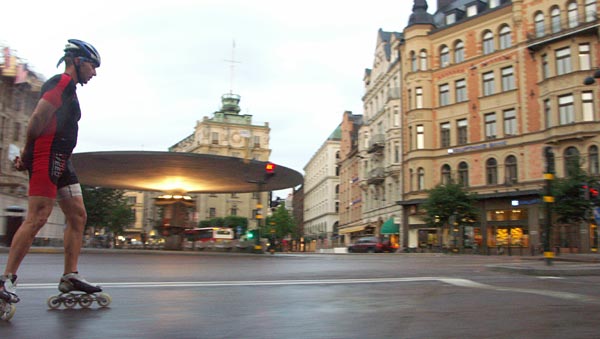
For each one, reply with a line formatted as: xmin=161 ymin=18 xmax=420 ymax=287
xmin=64 ymin=294 xmax=77 ymax=309
xmin=96 ymin=293 xmax=111 ymax=307
xmin=47 ymin=296 xmax=61 ymax=310
xmin=1 ymin=303 xmax=16 ymax=321
xmin=79 ymin=294 xmax=93 ymax=308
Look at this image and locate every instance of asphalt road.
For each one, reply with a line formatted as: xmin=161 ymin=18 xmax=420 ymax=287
xmin=1 ymin=251 xmax=599 ymax=339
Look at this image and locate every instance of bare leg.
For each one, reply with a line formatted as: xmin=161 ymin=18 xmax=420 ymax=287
xmin=59 ymin=195 xmax=87 ymax=275
xmin=4 ymin=196 xmax=55 ymax=275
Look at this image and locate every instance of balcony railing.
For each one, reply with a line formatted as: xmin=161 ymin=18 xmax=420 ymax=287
xmin=367 ymin=167 xmax=385 ymax=185
xmin=367 ymin=134 xmax=385 ymax=154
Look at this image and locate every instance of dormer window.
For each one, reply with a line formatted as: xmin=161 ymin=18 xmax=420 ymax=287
xmin=467 ymin=5 xmax=477 ymax=17
xmin=489 ymin=0 xmax=499 ymax=8
xmin=446 ymin=13 xmax=456 ymax=25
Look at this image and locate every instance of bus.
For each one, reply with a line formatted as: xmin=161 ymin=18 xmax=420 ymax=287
xmin=184 ymin=227 xmax=235 ymax=250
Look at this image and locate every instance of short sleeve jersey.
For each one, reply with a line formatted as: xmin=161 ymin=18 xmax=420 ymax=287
xmin=33 ymin=73 xmax=81 ymax=156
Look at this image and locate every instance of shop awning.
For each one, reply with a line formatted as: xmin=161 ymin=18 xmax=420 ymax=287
xmin=338 ymin=225 xmax=366 ymax=234
xmin=380 ymin=218 xmax=399 ymax=234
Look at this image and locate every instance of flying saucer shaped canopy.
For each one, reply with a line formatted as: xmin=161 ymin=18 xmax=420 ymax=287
xmin=70 ymin=151 xmax=303 ymax=193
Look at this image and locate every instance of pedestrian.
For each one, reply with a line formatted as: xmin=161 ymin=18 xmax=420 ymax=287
xmin=0 ymin=39 xmax=104 ymax=304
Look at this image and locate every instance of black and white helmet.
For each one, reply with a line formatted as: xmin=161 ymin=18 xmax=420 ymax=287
xmin=57 ymin=39 xmax=101 ymax=68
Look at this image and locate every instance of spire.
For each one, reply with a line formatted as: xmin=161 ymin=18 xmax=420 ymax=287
xmin=407 ymin=0 xmax=434 ymax=27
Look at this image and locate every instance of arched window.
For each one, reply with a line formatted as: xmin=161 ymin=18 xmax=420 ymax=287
xmin=551 ymin=7 xmax=561 ymax=33
xmin=505 ymin=155 xmax=518 ymax=184
xmin=483 ymin=31 xmax=494 ymax=54
xmin=418 ymin=167 xmax=425 ymax=190
xmin=458 ymin=162 xmax=469 ymax=187
xmin=589 ymin=146 xmax=599 ymax=175
xmin=441 ymin=164 xmax=452 ymax=185
xmin=564 ymin=146 xmax=580 ymax=176
xmin=454 ymin=40 xmax=464 ymax=63
xmin=440 ymin=45 xmax=450 ymax=67
xmin=568 ymin=2 xmax=579 ymax=28
xmin=410 ymin=51 xmax=418 ymax=72
xmin=419 ymin=50 xmax=428 ymax=71
xmin=409 ymin=168 xmax=414 ymax=191
xmin=486 ymin=158 xmax=498 ymax=185
xmin=499 ymin=25 xmax=512 ymax=49
xmin=535 ymin=12 xmax=545 ymax=37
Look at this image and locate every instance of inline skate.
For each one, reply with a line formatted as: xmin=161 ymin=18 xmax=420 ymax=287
xmin=0 ymin=274 xmax=19 ymax=321
xmin=47 ymin=272 xmax=111 ymax=309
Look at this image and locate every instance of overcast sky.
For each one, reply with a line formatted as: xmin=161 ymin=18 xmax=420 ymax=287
xmin=3 ymin=0 xmax=437 ymax=193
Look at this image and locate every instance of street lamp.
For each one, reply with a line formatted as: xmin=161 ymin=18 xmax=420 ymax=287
xmin=583 ymin=69 xmax=600 ymax=85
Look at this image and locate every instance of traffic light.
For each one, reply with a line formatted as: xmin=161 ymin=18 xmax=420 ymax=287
xmin=265 ymin=162 xmax=276 ymax=180
xmin=246 ymin=229 xmax=256 ymax=239
xmin=254 ymin=203 xmax=263 ymax=219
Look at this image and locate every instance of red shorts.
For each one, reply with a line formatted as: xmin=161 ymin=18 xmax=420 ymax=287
xmin=28 ymin=151 xmax=79 ymax=198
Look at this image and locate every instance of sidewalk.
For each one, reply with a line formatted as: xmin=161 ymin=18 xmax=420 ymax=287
xmin=2 ymin=246 xmax=600 ymax=276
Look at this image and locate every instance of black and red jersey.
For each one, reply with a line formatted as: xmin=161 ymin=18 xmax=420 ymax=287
xmin=25 ymin=73 xmax=80 ymax=160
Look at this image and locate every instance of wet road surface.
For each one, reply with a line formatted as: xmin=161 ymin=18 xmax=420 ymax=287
xmin=1 ymin=251 xmax=599 ymax=339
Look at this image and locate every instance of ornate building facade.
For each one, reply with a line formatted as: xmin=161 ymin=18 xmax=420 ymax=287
xmin=399 ymin=0 xmax=599 ymax=253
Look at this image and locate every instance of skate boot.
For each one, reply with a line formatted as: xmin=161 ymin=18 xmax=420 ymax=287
xmin=47 ymin=272 xmax=111 ymax=309
xmin=0 ymin=274 xmax=18 ymax=321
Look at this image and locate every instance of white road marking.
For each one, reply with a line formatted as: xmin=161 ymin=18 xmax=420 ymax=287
xmin=16 ymin=277 xmax=598 ymax=304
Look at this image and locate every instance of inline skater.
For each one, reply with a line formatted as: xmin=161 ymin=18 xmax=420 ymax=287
xmin=0 ymin=39 xmax=109 ymax=318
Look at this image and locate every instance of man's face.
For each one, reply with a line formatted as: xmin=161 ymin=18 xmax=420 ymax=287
xmin=77 ymin=58 xmax=97 ymax=84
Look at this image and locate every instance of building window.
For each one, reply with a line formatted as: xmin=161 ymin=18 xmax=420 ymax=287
xmin=483 ymin=31 xmax=494 ymax=55
xmin=440 ymin=122 xmax=451 ymax=148
xmin=503 ymin=108 xmax=517 ymax=136
xmin=394 ymin=142 xmax=400 ymax=163
xmin=589 ymin=146 xmax=599 ymax=175
xmin=582 ymin=91 xmax=594 ymax=121
xmin=211 ymin=132 xmax=219 ymax=145
xmin=505 ymin=155 xmax=518 ymax=184
xmin=454 ymin=41 xmax=464 ymax=63
xmin=535 ymin=12 xmax=545 ymax=37
xmin=439 ymin=83 xmax=450 ymax=106
xmin=559 ymin=94 xmax=575 ymax=125
xmin=441 ymin=164 xmax=452 ymax=185
xmin=501 ymin=66 xmax=515 ymax=91
xmin=483 ymin=71 xmax=495 ymax=96
xmin=499 ymin=25 xmax=512 ymax=49
xmin=419 ymin=50 xmax=428 ymax=71
xmin=568 ymin=2 xmax=579 ymax=28
xmin=440 ymin=45 xmax=450 ymax=67
xmin=555 ymin=47 xmax=572 ymax=76
xmin=416 ymin=125 xmax=425 ymax=149
xmin=393 ymin=106 xmax=400 ymax=126
xmin=457 ymin=119 xmax=468 ymax=145
xmin=586 ymin=0 xmax=597 ymax=22
xmin=485 ymin=113 xmax=497 ymax=140
xmin=409 ymin=169 xmax=414 ymax=191
xmin=486 ymin=158 xmax=498 ymax=185
xmin=411 ymin=51 xmax=418 ymax=72
xmin=467 ymin=5 xmax=477 ymax=17
xmin=541 ymin=54 xmax=549 ymax=80
xmin=416 ymin=87 xmax=423 ymax=109
xmin=253 ymin=136 xmax=260 ymax=148
xmin=417 ymin=168 xmax=425 ymax=190
xmin=564 ymin=147 xmax=580 ymax=177
xmin=544 ymin=99 xmax=552 ymax=128
xmin=458 ymin=162 xmax=469 ymax=187
xmin=409 ymin=126 xmax=413 ymax=150
xmin=230 ymin=208 xmax=238 ymax=216
xmin=489 ymin=0 xmax=499 ymax=8
xmin=455 ymin=79 xmax=467 ymax=102
xmin=209 ymin=208 xmax=216 ymax=218
xmin=446 ymin=13 xmax=456 ymax=25
xmin=579 ymin=44 xmax=591 ymax=71
xmin=13 ymin=122 xmax=20 ymax=142
xmin=551 ymin=7 xmax=561 ymax=33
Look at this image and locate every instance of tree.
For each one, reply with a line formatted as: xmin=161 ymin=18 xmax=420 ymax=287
xmin=264 ymin=203 xmax=297 ymax=240
xmin=82 ymin=186 xmax=135 ymax=240
xmin=551 ymin=157 xmax=596 ymax=224
xmin=421 ymin=182 xmax=478 ymax=247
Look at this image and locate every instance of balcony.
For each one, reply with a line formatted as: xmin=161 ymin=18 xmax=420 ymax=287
xmin=367 ymin=134 xmax=385 ymax=154
xmin=527 ymin=17 xmax=599 ymax=52
xmin=367 ymin=167 xmax=385 ymax=185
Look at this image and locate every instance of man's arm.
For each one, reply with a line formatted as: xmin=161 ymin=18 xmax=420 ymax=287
xmin=14 ymin=99 xmax=57 ymax=171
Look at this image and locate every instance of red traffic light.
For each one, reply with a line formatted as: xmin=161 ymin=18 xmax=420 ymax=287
xmin=265 ymin=162 xmax=276 ymax=174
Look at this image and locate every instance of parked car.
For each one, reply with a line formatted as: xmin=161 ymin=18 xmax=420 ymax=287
xmin=347 ymin=236 xmax=396 ymax=253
